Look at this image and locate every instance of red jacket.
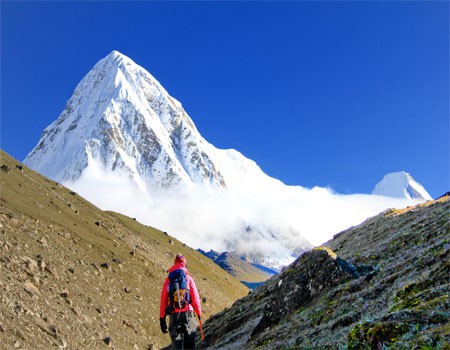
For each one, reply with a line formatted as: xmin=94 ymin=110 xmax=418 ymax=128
xmin=160 ymin=263 xmax=202 ymax=319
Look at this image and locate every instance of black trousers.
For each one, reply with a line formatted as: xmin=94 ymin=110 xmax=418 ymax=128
xmin=169 ymin=311 xmax=197 ymax=350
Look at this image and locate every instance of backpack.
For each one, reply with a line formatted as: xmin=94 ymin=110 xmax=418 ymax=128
xmin=168 ymin=269 xmax=190 ymax=310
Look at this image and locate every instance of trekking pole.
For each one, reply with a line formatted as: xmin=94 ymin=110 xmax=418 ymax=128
xmin=197 ymin=315 xmax=205 ymax=342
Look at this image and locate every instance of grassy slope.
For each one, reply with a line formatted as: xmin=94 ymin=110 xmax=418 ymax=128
xmin=0 ymin=150 xmax=248 ymax=350
xmin=201 ymin=195 xmax=450 ymax=349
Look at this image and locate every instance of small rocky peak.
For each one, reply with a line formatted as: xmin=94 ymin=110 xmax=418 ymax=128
xmin=251 ymin=248 xmax=363 ymax=336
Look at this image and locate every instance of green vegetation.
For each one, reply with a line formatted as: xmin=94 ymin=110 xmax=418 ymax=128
xmin=348 ymin=321 xmax=410 ymax=349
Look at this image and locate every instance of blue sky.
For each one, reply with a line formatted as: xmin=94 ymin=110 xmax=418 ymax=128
xmin=1 ymin=1 xmax=448 ymax=198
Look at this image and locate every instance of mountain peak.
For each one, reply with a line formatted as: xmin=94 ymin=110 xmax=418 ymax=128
xmin=372 ymin=171 xmax=432 ymax=201
xmin=103 ymin=50 xmax=136 ymax=68
xmin=24 ymin=50 xmax=231 ymax=191
xmin=108 ymin=49 xmax=126 ymax=58
xmin=22 ymin=51 xmax=311 ymax=268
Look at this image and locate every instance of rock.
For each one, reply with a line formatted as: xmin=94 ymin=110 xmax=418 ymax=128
xmin=0 ymin=164 xmax=10 ymax=172
xmin=16 ymin=330 xmax=26 ymax=340
xmin=84 ymin=315 xmax=92 ymax=324
xmin=91 ymin=263 xmax=102 ymax=272
xmin=24 ymin=281 xmax=41 ymax=297
xmin=123 ymin=320 xmax=138 ymax=333
xmin=23 ymin=257 xmax=38 ymax=273
xmin=38 ymin=259 xmax=46 ymax=271
xmin=58 ymin=232 xmax=71 ymax=239
xmin=71 ymin=306 xmax=81 ymax=316
xmin=39 ymin=237 xmax=48 ymax=248
xmin=15 ymin=165 xmax=24 ymax=172
xmin=44 ymin=265 xmax=58 ymax=277
xmin=103 ymin=336 xmax=113 ymax=347
xmin=100 ymin=262 xmax=111 ymax=270
xmin=33 ymin=316 xmax=58 ymax=338
xmin=251 ymin=249 xmax=358 ymax=337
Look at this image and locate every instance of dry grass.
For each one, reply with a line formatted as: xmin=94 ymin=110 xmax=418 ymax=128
xmin=0 ymin=150 xmax=248 ymax=350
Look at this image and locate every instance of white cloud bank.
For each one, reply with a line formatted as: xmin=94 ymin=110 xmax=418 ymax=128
xmin=64 ymin=161 xmax=423 ymax=267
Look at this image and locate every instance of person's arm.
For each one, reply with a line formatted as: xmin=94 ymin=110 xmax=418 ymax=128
xmin=160 ymin=278 xmax=169 ymax=318
xmin=189 ymin=276 xmax=202 ymax=318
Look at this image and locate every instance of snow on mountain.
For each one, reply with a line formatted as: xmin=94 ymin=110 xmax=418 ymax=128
xmin=23 ymin=51 xmax=431 ymax=269
xmin=23 ymin=50 xmax=305 ymax=268
xmin=372 ymin=171 xmax=432 ymax=201
xmin=24 ymin=50 xmax=231 ymax=194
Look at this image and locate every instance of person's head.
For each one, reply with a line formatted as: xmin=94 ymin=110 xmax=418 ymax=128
xmin=174 ymin=254 xmax=187 ymax=266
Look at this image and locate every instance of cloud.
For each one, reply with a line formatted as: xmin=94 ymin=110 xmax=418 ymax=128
xmin=64 ymin=161 xmax=422 ymax=267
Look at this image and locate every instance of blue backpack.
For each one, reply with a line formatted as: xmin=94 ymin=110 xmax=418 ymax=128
xmin=168 ymin=269 xmax=190 ymax=309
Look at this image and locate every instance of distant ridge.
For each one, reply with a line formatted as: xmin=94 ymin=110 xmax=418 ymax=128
xmin=437 ymin=191 xmax=450 ymax=200
xmin=198 ymin=249 xmax=275 ymax=288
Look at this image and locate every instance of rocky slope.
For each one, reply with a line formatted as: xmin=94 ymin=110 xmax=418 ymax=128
xmin=200 ymin=195 xmax=449 ymax=349
xmin=0 ymin=150 xmax=248 ymax=350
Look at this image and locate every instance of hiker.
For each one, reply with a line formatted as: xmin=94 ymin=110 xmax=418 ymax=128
xmin=160 ymin=254 xmax=202 ymax=349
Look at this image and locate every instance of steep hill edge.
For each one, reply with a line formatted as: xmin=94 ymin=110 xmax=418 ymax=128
xmin=0 ymin=150 xmax=248 ymax=350
xmin=200 ymin=195 xmax=449 ymax=349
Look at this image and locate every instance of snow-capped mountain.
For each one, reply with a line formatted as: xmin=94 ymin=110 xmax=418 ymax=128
xmin=24 ymin=50 xmax=310 ymax=268
xmin=24 ymin=50 xmax=232 ymax=194
xmin=24 ymin=50 xmax=283 ymax=195
xmin=372 ymin=171 xmax=432 ymax=201
xmin=24 ymin=51 xmax=431 ymax=269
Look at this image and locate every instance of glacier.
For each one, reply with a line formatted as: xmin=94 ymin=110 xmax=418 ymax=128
xmin=23 ymin=50 xmax=431 ymax=269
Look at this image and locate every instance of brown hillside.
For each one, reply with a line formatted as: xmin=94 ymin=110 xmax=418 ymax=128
xmin=0 ymin=150 xmax=248 ymax=350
